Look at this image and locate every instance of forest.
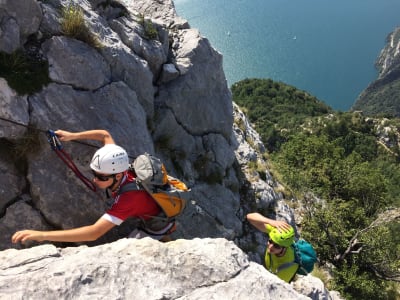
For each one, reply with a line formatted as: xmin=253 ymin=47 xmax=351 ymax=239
xmin=232 ymin=78 xmax=400 ymax=300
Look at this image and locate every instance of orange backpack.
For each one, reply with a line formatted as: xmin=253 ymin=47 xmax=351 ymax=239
xmin=121 ymin=153 xmax=189 ymax=220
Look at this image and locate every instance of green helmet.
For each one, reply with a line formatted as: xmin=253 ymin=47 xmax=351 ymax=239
xmin=269 ymin=226 xmax=295 ymax=248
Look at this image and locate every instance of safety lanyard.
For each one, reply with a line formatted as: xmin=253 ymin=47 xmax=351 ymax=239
xmin=46 ymin=130 xmax=96 ymax=192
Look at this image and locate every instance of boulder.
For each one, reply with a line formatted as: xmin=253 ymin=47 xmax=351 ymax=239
xmin=0 ymin=238 xmax=309 ymax=300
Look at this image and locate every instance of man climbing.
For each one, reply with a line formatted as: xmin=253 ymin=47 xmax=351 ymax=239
xmin=247 ymin=212 xmax=299 ymax=283
xmin=12 ymin=129 xmax=175 ymax=245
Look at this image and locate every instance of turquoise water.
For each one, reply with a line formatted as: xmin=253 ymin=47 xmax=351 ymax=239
xmin=174 ymin=0 xmax=400 ymax=111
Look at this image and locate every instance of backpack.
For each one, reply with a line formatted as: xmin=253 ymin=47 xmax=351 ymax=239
xmin=292 ymin=239 xmax=317 ymax=275
xmin=119 ymin=152 xmax=188 ymax=221
xmin=275 ymin=238 xmax=317 ymax=276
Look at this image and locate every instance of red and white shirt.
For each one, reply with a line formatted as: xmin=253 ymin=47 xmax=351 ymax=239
xmin=101 ymin=171 xmax=161 ymax=225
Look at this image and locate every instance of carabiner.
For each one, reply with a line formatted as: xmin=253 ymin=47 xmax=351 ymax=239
xmin=46 ymin=130 xmax=63 ymax=150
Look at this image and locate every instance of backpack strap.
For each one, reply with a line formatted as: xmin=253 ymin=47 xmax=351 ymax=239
xmin=117 ymin=181 xmax=169 ymax=222
xmin=276 ymin=261 xmax=298 ymax=273
xmin=117 ymin=181 xmax=142 ymax=194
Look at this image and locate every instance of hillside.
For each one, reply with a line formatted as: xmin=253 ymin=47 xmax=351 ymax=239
xmin=352 ymin=27 xmax=400 ymax=117
xmin=231 ymin=78 xmax=332 ymax=152
xmin=232 ymin=78 xmax=400 ymax=300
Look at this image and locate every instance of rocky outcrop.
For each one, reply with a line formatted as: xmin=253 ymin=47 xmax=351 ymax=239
xmin=0 ymin=0 xmax=285 ymax=253
xmin=0 ymin=237 xmax=335 ymax=300
xmin=352 ymin=27 xmax=400 ymax=116
xmin=0 ymin=0 xmax=241 ymax=249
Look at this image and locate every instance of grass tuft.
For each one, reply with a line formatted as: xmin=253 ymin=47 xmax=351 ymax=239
xmin=0 ymin=50 xmax=50 ymax=95
xmin=61 ymin=3 xmax=103 ymax=48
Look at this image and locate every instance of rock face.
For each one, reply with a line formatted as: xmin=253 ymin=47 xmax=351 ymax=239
xmin=0 ymin=0 xmax=241 ymax=249
xmin=0 ymin=238 xmax=310 ymax=300
xmin=0 ymin=0 xmax=339 ymax=298
xmin=0 ymin=0 xmax=284 ymax=254
xmin=352 ymin=27 xmax=400 ymax=116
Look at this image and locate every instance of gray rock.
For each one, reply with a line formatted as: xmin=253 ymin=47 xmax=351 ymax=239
xmin=292 ymin=275 xmax=345 ymax=300
xmin=110 ymin=17 xmax=168 ymax=76
xmin=351 ymin=27 xmax=400 ymax=116
xmin=39 ymin=3 xmax=62 ymax=36
xmin=0 ymin=0 xmax=42 ymax=51
xmin=0 ymin=78 xmax=29 ymax=138
xmin=158 ymin=28 xmax=233 ymax=138
xmin=159 ymin=63 xmax=180 ymax=83
xmin=0 ymin=198 xmax=52 ymax=250
xmin=0 ymin=238 xmax=310 ymax=300
xmin=0 ymin=17 xmax=20 ymax=53
xmin=100 ymin=43 xmax=156 ymax=118
xmin=42 ymin=36 xmax=111 ymax=90
xmin=0 ymin=157 xmax=25 ymax=219
xmin=376 ymin=27 xmax=400 ymax=79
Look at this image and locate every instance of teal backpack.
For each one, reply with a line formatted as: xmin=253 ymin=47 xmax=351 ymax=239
xmin=275 ymin=238 xmax=318 ymax=276
xmin=293 ymin=239 xmax=317 ymax=275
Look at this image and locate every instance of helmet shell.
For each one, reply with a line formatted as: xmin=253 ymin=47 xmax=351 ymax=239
xmin=90 ymin=144 xmax=129 ymax=174
xmin=269 ymin=226 xmax=295 ymax=248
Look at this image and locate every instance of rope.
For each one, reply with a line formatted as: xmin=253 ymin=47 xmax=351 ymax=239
xmin=0 ymin=116 xmax=98 ymax=149
xmin=0 ymin=115 xmax=131 ymax=193
xmin=0 ymin=115 xmax=136 ymax=158
xmin=46 ymin=130 xmax=97 ymax=192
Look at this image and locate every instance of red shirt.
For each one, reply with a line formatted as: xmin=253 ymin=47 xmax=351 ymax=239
xmin=101 ymin=171 xmax=161 ymax=225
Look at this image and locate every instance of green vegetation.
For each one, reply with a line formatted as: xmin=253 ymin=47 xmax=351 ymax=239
xmin=231 ymin=78 xmax=332 ymax=152
xmin=232 ymin=78 xmax=400 ymax=300
xmin=136 ymin=13 xmax=158 ymax=40
xmin=0 ymin=50 xmax=50 ymax=95
xmin=13 ymin=127 xmax=42 ymax=159
xmin=352 ymin=77 xmax=400 ymax=117
xmin=61 ymin=3 xmax=102 ymax=48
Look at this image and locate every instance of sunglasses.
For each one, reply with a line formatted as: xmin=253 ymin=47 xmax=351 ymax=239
xmin=268 ymin=239 xmax=284 ymax=250
xmin=92 ymin=171 xmax=114 ymax=181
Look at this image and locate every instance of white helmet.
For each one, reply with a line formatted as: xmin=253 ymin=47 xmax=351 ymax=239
xmin=90 ymin=144 xmax=129 ymax=174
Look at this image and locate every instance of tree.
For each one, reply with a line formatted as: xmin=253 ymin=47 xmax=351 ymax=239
xmin=302 ymin=196 xmax=400 ymax=300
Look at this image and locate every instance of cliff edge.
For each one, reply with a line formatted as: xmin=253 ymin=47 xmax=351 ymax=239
xmin=352 ymin=27 xmax=400 ymax=116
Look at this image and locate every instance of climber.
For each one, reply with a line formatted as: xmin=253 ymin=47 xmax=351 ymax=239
xmin=12 ymin=129 xmax=175 ymax=245
xmin=246 ymin=212 xmax=298 ymax=283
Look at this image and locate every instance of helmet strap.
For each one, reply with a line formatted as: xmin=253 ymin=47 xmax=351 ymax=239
xmin=104 ymin=175 xmax=119 ymax=198
xmin=276 ymin=247 xmax=287 ymax=257
xmin=109 ymin=175 xmax=119 ymax=191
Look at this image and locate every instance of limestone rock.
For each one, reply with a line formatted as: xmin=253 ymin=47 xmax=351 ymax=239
xmin=352 ymin=27 xmax=400 ymax=116
xmin=42 ymin=36 xmax=111 ymax=90
xmin=0 ymin=78 xmax=29 ymax=138
xmin=0 ymin=0 xmax=42 ymax=52
xmin=0 ymin=238 xmax=309 ymax=300
xmin=292 ymin=275 xmax=345 ymax=300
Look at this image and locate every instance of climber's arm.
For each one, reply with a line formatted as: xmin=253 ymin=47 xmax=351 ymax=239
xmin=246 ymin=212 xmax=291 ymax=232
xmin=12 ymin=218 xmax=115 ymax=243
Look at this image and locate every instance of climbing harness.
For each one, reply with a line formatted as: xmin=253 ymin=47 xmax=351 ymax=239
xmin=46 ymin=129 xmax=97 ymax=192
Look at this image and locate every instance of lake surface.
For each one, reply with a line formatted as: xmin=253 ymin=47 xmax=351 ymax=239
xmin=174 ymin=0 xmax=400 ymax=111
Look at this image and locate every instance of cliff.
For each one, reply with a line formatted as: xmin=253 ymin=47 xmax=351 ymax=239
xmin=352 ymin=27 xmax=400 ymax=116
xmin=0 ymin=0 xmax=240 ymax=248
xmin=0 ymin=0 xmax=340 ymax=299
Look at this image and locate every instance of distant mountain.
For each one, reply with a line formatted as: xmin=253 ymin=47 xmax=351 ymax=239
xmin=352 ymin=27 xmax=400 ymax=116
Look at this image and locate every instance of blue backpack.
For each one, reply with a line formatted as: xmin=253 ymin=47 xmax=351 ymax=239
xmin=292 ymin=239 xmax=317 ymax=275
